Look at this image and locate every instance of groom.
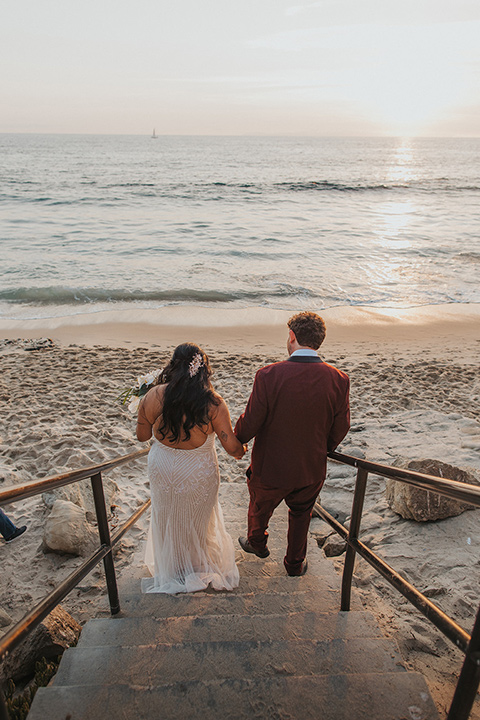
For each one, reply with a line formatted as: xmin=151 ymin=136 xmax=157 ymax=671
xmin=235 ymin=311 xmax=350 ymax=576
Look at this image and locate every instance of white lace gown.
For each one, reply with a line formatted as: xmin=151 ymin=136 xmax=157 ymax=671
xmin=142 ymin=433 xmax=239 ymax=594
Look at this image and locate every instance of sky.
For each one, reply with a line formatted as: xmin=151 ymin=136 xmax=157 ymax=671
xmin=2 ymin=0 xmax=480 ymax=137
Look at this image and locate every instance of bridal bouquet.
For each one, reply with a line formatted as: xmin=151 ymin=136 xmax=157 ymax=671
xmin=116 ymin=369 xmax=161 ymax=413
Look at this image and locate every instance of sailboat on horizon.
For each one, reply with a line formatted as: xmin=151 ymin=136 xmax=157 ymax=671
xmin=151 ymin=128 xmax=158 ymax=139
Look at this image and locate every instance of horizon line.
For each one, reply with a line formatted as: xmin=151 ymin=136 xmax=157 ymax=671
xmin=1 ymin=132 xmax=479 ymax=139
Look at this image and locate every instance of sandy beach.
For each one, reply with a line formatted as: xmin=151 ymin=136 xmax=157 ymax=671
xmin=0 ymin=304 xmax=479 ymax=717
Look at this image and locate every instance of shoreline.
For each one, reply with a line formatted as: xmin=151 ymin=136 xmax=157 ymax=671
xmin=0 ymin=303 xmax=479 ymax=350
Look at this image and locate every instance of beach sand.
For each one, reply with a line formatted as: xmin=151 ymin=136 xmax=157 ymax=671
xmin=0 ymin=304 xmax=479 ymax=716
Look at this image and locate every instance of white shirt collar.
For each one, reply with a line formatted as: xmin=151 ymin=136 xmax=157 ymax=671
xmin=289 ymin=348 xmax=319 ymax=358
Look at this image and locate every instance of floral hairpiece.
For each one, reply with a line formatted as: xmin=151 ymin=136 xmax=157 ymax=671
xmin=189 ymin=352 xmax=204 ymax=378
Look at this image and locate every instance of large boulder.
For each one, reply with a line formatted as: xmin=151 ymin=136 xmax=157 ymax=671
xmin=43 ymin=499 xmax=97 ymax=556
xmin=0 ymin=605 xmax=80 ymax=683
xmin=385 ymin=459 xmax=479 ymax=522
xmin=42 ymin=475 xmax=118 ymax=522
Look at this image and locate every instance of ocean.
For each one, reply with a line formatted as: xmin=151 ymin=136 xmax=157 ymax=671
xmin=1 ymin=134 xmax=479 ymax=321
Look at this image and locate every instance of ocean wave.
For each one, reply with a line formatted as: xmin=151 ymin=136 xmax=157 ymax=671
xmin=273 ymin=181 xmax=394 ymax=192
xmin=102 ymin=179 xmax=480 ymax=194
xmin=3 ymin=179 xmax=479 ymax=206
xmin=0 ymin=285 xmax=316 ymax=306
xmin=152 ymin=179 xmax=480 ymax=195
xmin=103 ymin=182 xmax=156 ymax=188
xmin=273 ymin=180 xmax=480 ymax=194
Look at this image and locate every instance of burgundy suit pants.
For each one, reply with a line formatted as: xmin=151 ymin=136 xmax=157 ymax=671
xmin=246 ymin=475 xmax=323 ymax=575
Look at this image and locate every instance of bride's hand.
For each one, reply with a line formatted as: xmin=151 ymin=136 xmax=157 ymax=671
xmin=234 ymin=443 xmax=248 ymax=460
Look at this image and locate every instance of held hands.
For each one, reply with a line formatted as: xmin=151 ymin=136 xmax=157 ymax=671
xmin=233 ymin=442 xmax=248 ymax=460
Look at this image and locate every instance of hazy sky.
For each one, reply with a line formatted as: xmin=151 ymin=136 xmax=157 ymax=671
xmin=2 ymin=0 xmax=480 ymax=136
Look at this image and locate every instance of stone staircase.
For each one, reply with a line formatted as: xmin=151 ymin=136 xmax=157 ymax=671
xmin=28 ymin=488 xmax=439 ymax=719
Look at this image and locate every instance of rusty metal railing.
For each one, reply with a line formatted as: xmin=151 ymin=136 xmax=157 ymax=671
xmin=314 ymin=451 xmax=480 ymax=720
xmin=0 ymin=448 xmax=149 ymax=720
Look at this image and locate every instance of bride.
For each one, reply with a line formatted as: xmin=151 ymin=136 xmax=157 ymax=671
xmin=136 ymin=343 xmax=245 ymax=594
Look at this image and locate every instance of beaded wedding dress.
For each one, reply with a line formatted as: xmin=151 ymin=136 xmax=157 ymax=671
xmin=142 ymin=433 xmax=239 ymax=594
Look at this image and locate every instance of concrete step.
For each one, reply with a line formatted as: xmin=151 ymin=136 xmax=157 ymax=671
xmin=115 ymin=588 xmax=338 ymax=619
xmin=78 ymin=609 xmax=382 ymax=647
xmin=118 ymin=545 xmax=341 ymax=587
xmin=235 ymin=550 xmax=342 ymax=588
xmin=53 ymin=637 xmax=405 ymax=687
xmin=29 ymin=672 xmax=439 ymax=720
xmin=118 ymin=572 xmax=329 ymax=597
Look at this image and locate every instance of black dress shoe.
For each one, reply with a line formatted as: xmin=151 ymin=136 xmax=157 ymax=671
xmin=238 ymin=536 xmax=270 ymax=559
xmin=6 ymin=526 xmax=27 ymax=542
xmin=287 ymin=560 xmax=308 ymax=577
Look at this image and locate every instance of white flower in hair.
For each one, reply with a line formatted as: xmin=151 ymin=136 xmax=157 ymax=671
xmin=189 ymin=352 xmax=204 ymax=378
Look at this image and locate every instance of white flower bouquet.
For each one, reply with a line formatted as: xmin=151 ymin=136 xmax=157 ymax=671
xmin=116 ymin=369 xmax=161 ymax=413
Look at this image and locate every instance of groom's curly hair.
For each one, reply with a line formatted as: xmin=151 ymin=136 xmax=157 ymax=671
xmin=287 ymin=311 xmax=326 ymax=349
xmin=156 ymin=343 xmax=220 ymax=443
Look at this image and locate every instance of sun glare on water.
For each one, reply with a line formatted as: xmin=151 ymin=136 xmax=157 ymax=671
xmin=374 ymin=141 xmax=417 ymax=250
xmin=386 ymin=143 xmax=418 ymax=184
xmin=372 ymin=199 xmax=415 ymax=252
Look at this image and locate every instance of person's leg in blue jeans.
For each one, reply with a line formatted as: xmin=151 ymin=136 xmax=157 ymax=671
xmin=0 ymin=508 xmax=26 ymax=541
xmin=0 ymin=508 xmax=17 ymax=540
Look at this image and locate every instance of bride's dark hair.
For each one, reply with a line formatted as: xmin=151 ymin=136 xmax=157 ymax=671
xmin=156 ymin=343 xmax=220 ymax=443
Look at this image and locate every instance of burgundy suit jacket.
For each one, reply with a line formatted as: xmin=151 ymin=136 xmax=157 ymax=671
xmin=234 ymin=356 xmax=350 ymax=489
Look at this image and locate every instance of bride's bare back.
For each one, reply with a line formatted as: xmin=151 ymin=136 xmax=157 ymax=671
xmin=136 ymin=384 xmax=245 ymax=458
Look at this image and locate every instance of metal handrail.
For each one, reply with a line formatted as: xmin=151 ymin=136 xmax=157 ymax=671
xmin=0 ymin=448 xmax=150 ymax=720
xmin=0 ymin=448 xmax=149 ymax=506
xmin=315 ymin=450 xmax=480 ymax=720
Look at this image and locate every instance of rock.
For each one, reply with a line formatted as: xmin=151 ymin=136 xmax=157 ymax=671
xmin=385 ymin=459 xmax=479 ymax=522
xmin=323 ymin=536 xmax=347 ymax=557
xmin=43 ymin=475 xmax=118 ymax=522
xmin=423 ymin=587 xmax=448 ymax=598
xmin=347 ymin=447 xmax=366 ymax=459
xmin=309 ymin=516 xmax=331 ymax=533
xmin=43 ymin=499 xmax=97 ymax=556
xmin=0 ymin=462 xmax=24 ymax=486
xmin=327 ymin=464 xmax=353 ymax=479
xmin=350 ymin=424 xmax=366 ymax=433
xmin=0 ymin=608 xmax=13 ymax=628
xmin=0 ymin=605 xmax=80 ymax=683
xmin=312 ymin=530 xmax=334 ymax=548
xmin=321 ymin=507 xmax=349 ymax=525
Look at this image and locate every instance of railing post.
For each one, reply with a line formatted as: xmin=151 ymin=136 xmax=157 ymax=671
xmin=341 ymin=466 xmax=368 ymax=611
xmin=447 ymin=603 xmax=480 ymax=720
xmin=90 ymin=472 xmax=120 ymax=615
